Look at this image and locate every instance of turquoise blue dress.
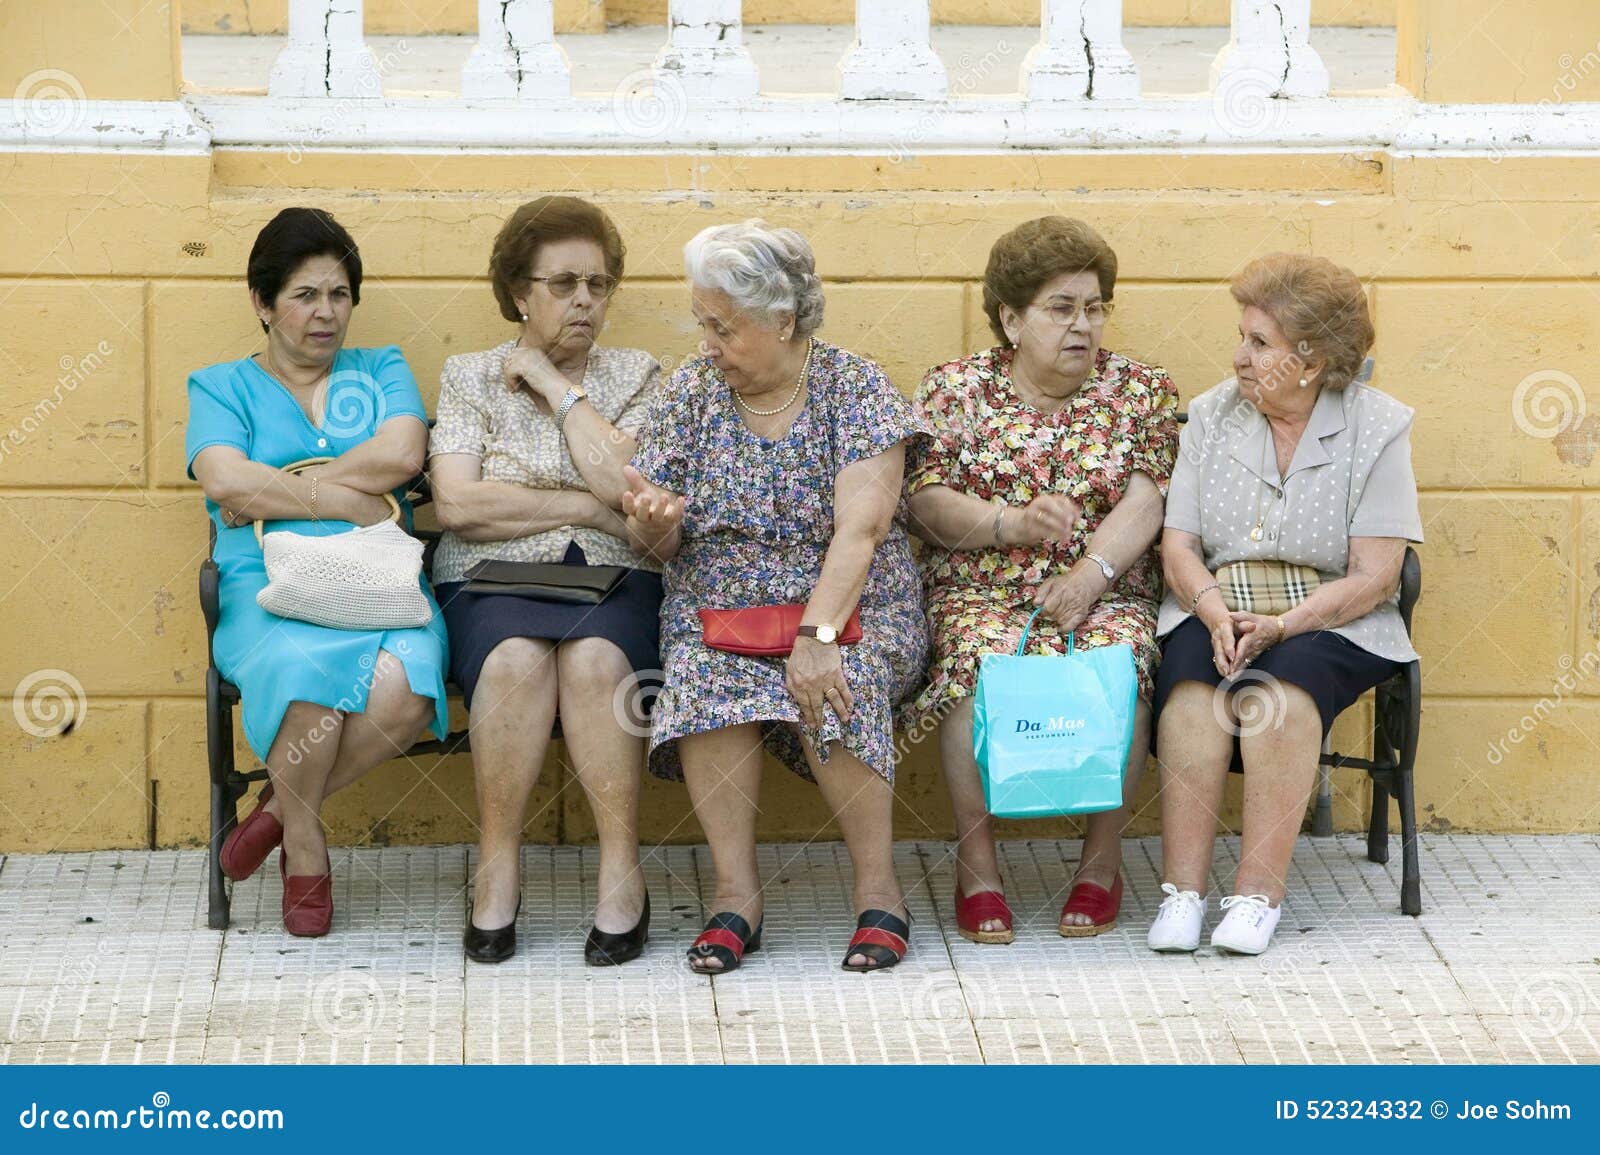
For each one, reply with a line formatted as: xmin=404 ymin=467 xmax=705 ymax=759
xmin=185 ymin=345 xmax=450 ymax=760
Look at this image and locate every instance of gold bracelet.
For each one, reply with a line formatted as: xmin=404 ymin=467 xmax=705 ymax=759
xmin=310 ymin=474 xmax=318 ymax=520
xmin=1275 ymin=615 xmax=1288 ymax=643
xmin=992 ymin=504 xmax=1007 ymax=546
xmin=1190 ymin=582 xmax=1220 ymax=613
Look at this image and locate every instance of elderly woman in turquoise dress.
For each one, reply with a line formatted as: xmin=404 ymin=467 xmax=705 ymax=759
xmin=186 ymin=207 xmax=449 ymax=938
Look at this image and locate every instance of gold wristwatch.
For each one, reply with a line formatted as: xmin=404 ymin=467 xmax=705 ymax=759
xmin=797 ymin=624 xmax=839 ymax=645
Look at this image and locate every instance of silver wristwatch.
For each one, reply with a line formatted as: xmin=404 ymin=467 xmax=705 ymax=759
xmin=554 ymin=386 xmax=587 ymax=433
xmin=1086 ymin=552 xmax=1115 ymax=582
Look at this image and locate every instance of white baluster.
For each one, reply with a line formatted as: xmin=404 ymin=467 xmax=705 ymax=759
xmin=1024 ymin=0 xmax=1139 ymax=100
xmin=1211 ymin=0 xmax=1329 ymax=98
xmin=462 ymin=0 xmax=571 ymax=98
xmin=268 ymin=0 xmax=382 ymax=98
xmin=839 ymin=1 xmax=947 ymax=100
xmin=654 ymin=0 xmax=759 ymax=101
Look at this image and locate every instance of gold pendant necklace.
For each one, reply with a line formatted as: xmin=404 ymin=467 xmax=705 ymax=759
xmin=733 ymin=338 xmax=812 ymax=416
xmin=1250 ymin=427 xmax=1280 ymax=542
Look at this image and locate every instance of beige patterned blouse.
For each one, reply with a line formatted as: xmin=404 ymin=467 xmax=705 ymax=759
xmin=427 ymin=340 xmax=661 ymax=583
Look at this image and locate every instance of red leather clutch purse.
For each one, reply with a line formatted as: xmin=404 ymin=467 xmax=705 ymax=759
xmin=698 ymin=604 xmax=863 ymax=657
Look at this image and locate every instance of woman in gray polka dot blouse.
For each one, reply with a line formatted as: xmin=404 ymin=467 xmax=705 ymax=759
xmin=1147 ymin=254 xmax=1422 ymax=957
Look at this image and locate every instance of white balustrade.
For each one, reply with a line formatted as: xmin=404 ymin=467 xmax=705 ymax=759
xmin=654 ymin=0 xmax=759 ymax=101
xmin=268 ymin=0 xmax=382 ymax=99
xmin=462 ymin=0 xmax=571 ymax=99
xmin=1024 ymin=0 xmax=1140 ymax=100
xmin=1212 ymin=0 xmax=1330 ymax=98
xmin=839 ymin=1 xmax=947 ymax=100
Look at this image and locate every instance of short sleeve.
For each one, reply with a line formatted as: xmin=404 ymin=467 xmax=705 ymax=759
xmin=630 ymin=362 xmax=694 ymax=495
xmin=905 ymin=363 xmax=966 ymax=496
xmin=1163 ymin=404 xmax=1207 ymax=536
xmin=614 ymin=357 xmax=662 ymax=438
xmin=184 ymin=369 xmax=251 ymax=480
xmin=831 ymin=358 xmax=931 ymax=476
xmin=1131 ymin=368 xmax=1181 ymax=496
xmin=368 ymin=345 xmax=428 ymax=426
xmin=1349 ymin=416 xmax=1424 ymax=542
xmin=428 ymin=357 xmax=487 ymax=458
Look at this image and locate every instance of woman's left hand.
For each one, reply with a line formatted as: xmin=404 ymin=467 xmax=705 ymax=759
xmin=1034 ymin=567 xmax=1106 ymax=635
xmin=1227 ymin=611 xmax=1284 ymax=676
xmin=786 ymin=637 xmax=854 ymax=730
xmin=503 ymin=344 xmax=568 ymax=409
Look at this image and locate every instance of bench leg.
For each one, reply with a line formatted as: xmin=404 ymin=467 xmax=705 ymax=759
xmin=1367 ymin=779 xmax=1390 ymax=864
xmin=1395 ymin=760 xmax=1422 ymax=917
xmin=1311 ymin=739 xmax=1334 ymax=837
xmin=206 ymin=668 xmax=235 ymax=931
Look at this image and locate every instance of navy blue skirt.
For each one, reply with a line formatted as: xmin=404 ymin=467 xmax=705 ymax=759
xmin=434 ymin=542 xmax=663 ymax=711
xmin=1153 ymin=616 xmax=1402 ymax=771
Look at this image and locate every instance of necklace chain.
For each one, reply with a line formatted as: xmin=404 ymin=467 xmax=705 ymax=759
xmin=733 ymin=338 xmax=812 ymax=416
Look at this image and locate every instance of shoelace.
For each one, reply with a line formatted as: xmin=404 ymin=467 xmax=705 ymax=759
xmin=1219 ymin=893 xmax=1273 ymax=923
xmin=1156 ymin=882 xmax=1203 ymax=916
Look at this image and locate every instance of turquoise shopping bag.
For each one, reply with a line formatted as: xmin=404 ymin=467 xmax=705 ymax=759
xmin=972 ymin=608 xmax=1137 ymax=819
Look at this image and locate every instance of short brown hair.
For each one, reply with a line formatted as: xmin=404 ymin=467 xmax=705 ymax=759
xmin=489 ymin=196 xmax=626 ymax=323
xmin=1230 ymin=254 xmax=1374 ymax=391
xmin=982 ymin=217 xmax=1118 ymax=347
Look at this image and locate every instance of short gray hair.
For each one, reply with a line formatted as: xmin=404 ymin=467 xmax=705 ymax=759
xmin=683 ymin=219 xmax=825 ymax=338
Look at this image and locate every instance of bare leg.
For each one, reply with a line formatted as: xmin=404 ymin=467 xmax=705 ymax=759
xmin=801 ymin=738 xmax=905 ymax=969
xmin=935 ymin=697 xmax=1007 ymax=933
xmin=468 ymin=638 xmax=559 ymax=929
xmin=1236 ymin=684 xmax=1322 ymax=904
xmin=679 ymin=723 xmax=766 ymax=972
xmin=1062 ymin=698 xmax=1152 ymax=926
xmin=266 ymin=700 xmax=343 ymax=876
xmin=556 ymin=637 xmax=646 ymax=934
xmin=1156 ymin=681 xmax=1235 ymax=893
xmin=261 ymin=649 xmax=433 ymax=815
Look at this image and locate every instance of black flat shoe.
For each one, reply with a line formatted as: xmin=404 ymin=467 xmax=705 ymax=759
xmin=464 ymin=894 xmax=520 ymax=965
xmin=585 ymin=892 xmax=650 ymax=967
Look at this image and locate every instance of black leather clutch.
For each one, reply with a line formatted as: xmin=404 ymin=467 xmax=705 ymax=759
xmin=462 ymin=559 xmax=629 ymax=605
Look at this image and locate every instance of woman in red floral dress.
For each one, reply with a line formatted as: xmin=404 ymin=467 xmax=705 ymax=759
xmin=904 ymin=217 xmax=1178 ymax=943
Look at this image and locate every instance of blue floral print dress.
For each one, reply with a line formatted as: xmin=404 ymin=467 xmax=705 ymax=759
xmin=631 ymin=341 xmax=931 ymax=784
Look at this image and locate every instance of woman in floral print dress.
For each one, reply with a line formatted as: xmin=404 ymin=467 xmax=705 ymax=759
xmin=625 ymin=220 xmax=931 ymax=975
xmin=904 ymin=217 xmax=1178 ymax=944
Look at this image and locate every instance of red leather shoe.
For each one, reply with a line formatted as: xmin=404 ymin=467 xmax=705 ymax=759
xmin=279 ymin=848 xmax=333 ymax=938
xmin=220 ymin=783 xmax=282 ymax=882
xmin=1058 ymin=873 xmax=1123 ymax=938
xmin=955 ymin=888 xmax=1015 ymax=944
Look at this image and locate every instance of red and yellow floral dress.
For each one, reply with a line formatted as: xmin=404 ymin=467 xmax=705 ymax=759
xmin=902 ymin=345 xmax=1179 ymax=727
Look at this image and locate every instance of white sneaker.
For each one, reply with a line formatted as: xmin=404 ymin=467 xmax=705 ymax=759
xmin=1146 ymin=883 xmax=1206 ymax=952
xmin=1210 ymin=894 xmax=1282 ymax=955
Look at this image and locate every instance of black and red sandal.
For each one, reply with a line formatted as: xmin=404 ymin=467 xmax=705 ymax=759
xmin=840 ymin=908 xmax=911 ymax=972
xmin=686 ymin=911 xmax=762 ymax=974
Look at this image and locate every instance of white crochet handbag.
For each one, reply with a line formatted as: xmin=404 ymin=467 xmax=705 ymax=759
xmin=254 ymin=458 xmax=433 ymax=631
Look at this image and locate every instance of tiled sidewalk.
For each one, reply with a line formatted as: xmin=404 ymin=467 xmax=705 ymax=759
xmin=0 ymin=836 xmax=1596 ymax=1064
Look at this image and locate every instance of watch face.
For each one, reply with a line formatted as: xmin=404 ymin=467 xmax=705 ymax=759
xmin=815 ymin=625 xmax=837 ymax=644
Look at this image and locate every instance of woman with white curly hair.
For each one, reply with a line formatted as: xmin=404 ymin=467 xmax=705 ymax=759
xmin=623 ymin=220 xmax=932 ymax=974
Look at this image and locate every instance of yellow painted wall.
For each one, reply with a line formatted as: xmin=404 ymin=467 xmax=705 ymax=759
xmin=1397 ymin=0 xmax=1600 ymax=102
xmin=177 ymin=0 xmax=1396 ymax=34
xmin=2 ymin=144 xmax=1598 ymax=852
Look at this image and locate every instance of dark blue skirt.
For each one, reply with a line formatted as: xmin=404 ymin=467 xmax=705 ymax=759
xmin=1153 ymin=615 xmax=1402 ymax=772
xmin=434 ymin=542 xmax=663 ymax=710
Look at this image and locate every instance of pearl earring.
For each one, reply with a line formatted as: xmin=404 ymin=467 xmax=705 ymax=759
xmin=1298 ymin=377 xmax=1309 ymax=388
xmin=520 ymin=313 xmax=528 ymax=322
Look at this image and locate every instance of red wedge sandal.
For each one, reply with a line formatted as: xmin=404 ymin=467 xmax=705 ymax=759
xmin=1058 ymin=874 xmax=1123 ymax=938
xmin=955 ymin=888 xmax=1015 ymax=945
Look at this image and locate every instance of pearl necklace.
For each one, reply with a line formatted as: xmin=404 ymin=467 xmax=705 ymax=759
xmin=732 ymin=338 xmax=812 ymax=416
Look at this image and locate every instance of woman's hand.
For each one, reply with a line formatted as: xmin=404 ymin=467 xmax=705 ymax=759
xmin=786 ymin=636 xmax=854 ymax=729
xmin=620 ymin=465 xmax=685 ymax=536
xmin=1005 ymin=493 xmax=1082 ymax=546
xmin=1033 ymin=565 xmax=1105 ymax=634
xmin=1206 ymin=609 xmax=1238 ymax=677
xmin=1227 ymin=611 xmax=1284 ymax=676
xmin=503 ymin=344 xmax=568 ymax=410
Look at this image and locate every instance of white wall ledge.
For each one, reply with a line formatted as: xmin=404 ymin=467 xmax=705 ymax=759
xmin=4 ymin=95 xmax=1600 ymax=155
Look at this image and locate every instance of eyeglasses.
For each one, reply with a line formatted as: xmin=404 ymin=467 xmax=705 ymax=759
xmin=1040 ymin=299 xmax=1114 ymax=326
xmin=528 ymin=273 xmax=618 ymax=299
